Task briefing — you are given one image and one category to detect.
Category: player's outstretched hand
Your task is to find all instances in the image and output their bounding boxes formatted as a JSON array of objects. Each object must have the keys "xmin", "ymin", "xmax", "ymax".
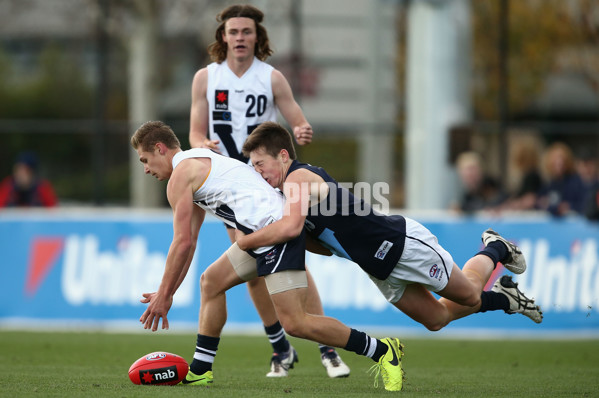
[{"xmin": 139, "ymin": 292, "xmax": 173, "ymax": 332}]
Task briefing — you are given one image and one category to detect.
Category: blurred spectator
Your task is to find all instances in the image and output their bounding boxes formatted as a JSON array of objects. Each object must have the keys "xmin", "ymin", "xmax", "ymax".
[
  {"xmin": 576, "ymin": 149, "xmax": 599, "ymax": 220},
  {"xmin": 502, "ymin": 139, "xmax": 543, "ymax": 211},
  {"xmin": 576, "ymin": 149, "xmax": 598, "ymax": 190},
  {"xmin": 537, "ymin": 142, "xmax": 584, "ymax": 217},
  {"xmin": 0, "ymin": 151, "xmax": 58, "ymax": 207},
  {"xmin": 585, "ymin": 184, "xmax": 599, "ymax": 221},
  {"xmin": 453, "ymin": 151, "xmax": 506, "ymax": 214}
]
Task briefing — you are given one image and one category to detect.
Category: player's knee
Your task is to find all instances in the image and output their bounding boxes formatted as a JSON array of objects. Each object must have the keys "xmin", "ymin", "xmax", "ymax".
[
  {"xmin": 200, "ymin": 271, "xmax": 221, "ymax": 298},
  {"xmin": 278, "ymin": 320, "xmax": 302, "ymax": 338},
  {"xmin": 278, "ymin": 317, "xmax": 308, "ymax": 339},
  {"xmin": 423, "ymin": 316, "xmax": 450, "ymax": 332},
  {"xmin": 199, "ymin": 272, "xmax": 211, "ymax": 295}
]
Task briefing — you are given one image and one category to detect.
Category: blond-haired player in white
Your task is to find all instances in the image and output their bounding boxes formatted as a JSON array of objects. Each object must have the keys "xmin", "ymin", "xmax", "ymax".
[{"xmin": 131, "ymin": 121, "xmax": 404, "ymax": 391}]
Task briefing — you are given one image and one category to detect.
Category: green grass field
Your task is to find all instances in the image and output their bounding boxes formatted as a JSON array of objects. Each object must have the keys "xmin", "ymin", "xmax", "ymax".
[{"xmin": 1, "ymin": 331, "xmax": 598, "ymax": 397}]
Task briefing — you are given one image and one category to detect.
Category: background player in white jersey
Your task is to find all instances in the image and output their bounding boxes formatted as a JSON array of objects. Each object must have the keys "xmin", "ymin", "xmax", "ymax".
[
  {"xmin": 188, "ymin": 4, "xmax": 348, "ymax": 378},
  {"xmin": 236, "ymin": 122, "xmax": 543, "ymax": 330},
  {"xmin": 130, "ymin": 121, "xmax": 404, "ymax": 391}
]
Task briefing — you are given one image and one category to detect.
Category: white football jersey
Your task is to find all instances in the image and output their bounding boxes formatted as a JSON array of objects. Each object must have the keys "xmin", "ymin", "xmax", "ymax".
[
  {"xmin": 206, "ymin": 58, "xmax": 278, "ymax": 163},
  {"xmin": 172, "ymin": 148, "xmax": 283, "ymax": 254}
]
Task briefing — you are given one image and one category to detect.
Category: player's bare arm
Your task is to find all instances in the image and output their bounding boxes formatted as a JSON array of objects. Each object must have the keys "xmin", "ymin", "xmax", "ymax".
[
  {"xmin": 271, "ymin": 69, "xmax": 313, "ymax": 145},
  {"xmin": 190, "ymin": 68, "xmax": 220, "ymax": 151},
  {"xmin": 236, "ymin": 169, "xmax": 326, "ymax": 250},
  {"xmin": 142, "ymin": 202, "xmax": 206, "ymax": 308},
  {"xmin": 140, "ymin": 160, "xmax": 208, "ymax": 332},
  {"xmin": 174, "ymin": 204, "xmax": 205, "ymax": 289},
  {"xmin": 234, "ymin": 184, "xmax": 306, "ymax": 250}
]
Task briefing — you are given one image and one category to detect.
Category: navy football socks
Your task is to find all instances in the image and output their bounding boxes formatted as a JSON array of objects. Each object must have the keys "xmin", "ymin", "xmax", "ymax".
[
  {"xmin": 477, "ymin": 240, "xmax": 509, "ymax": 268},
  {"xmin": 478, "ymin": 290, "xmax": 510, "ymax": 313},
  {"xmin": 264, "ymin": 321, "xmax": 290, "ymax": 354}
]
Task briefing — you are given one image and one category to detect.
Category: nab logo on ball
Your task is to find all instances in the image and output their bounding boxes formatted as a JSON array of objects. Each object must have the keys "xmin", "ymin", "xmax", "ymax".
[
  {"xmin": 139, "ymin": 366, "xmax": 179, "ymax": 385},
  {"xmin": 128, "ymin": 351, "xmax": 188, "ymax": 386}
]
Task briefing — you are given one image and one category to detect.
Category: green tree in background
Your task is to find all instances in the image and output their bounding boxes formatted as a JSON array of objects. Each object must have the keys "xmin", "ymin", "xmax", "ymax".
[{"xmin": 472, "ymin": 0, "xmax": 598, "ymax": 120}]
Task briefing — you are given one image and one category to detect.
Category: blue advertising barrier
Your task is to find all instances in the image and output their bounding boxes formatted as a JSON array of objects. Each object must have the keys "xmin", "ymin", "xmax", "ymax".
[{"xmin": 1, "ymin": 209, "xmax": 598, "ymax": 337}]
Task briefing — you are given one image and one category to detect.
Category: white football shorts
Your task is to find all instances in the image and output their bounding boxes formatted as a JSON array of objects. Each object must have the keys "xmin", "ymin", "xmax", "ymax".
[{"xmin": 369, "ymin": 217, "xmax": 454, "ymax": 303}]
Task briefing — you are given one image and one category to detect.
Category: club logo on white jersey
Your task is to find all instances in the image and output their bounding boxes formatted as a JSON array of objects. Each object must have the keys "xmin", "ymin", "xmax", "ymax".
[{"xmin": 374, "ymin": 240, "xmax": 393, "ymax": 260}]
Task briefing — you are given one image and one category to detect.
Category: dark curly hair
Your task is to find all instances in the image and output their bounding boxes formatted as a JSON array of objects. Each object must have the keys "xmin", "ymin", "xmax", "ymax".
[{"xmin": 207, "ymin": 4, "xmax": 273, "ymax": 63}]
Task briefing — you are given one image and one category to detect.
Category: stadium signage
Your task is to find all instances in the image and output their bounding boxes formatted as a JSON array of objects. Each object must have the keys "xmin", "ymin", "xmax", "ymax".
[
  {"xmin": 60, "ymin": 234, "xmax": 195, "ymax": 306},
  {"xmin": 518, "ymin": 238, "xmax": 598, "ymax": 313},
  {"xmin": 1, "ymin": 212, "xmax": 598, "ymax": 334}
]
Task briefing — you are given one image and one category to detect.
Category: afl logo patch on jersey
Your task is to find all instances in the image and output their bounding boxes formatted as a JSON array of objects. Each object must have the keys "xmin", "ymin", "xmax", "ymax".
[
  {"xmin": 215, "ymin": 90, "xmax": 228, "ymax": 110},
  {"xmin": 429, "ymin": 264, "xmax": 444, "ymax": 281},
  {"xmin": 374, "ymin": 240, "xmax": 393, "ymax": 260},
  {"xmin": 265, "ymin": 248, "xmax": 277, "ymax": 265}
]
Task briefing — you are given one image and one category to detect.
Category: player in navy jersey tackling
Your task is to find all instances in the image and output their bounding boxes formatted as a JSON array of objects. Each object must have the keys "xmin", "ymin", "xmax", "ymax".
[
  {"xmin": 131, "ymin": 121, "xmax": 404, "ymax": 391},
  {"xmin": 188, "ymin": 4, "xmax": 348, "ymax": 378},
  {"xmin": 236, "ymin": 122, "xmax": 543, "ymax": 333}
]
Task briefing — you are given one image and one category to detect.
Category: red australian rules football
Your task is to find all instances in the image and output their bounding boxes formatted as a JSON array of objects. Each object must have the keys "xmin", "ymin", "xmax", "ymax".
[{"xmin": 128, "ymin": 352, "xmax": 189, "ymax": 386}]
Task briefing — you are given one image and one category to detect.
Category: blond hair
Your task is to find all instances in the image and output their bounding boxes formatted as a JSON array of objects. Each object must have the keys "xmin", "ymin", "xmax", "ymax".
[{"xmin": 131, "ymin": 121, "xmax": 181, "ymax": 152}]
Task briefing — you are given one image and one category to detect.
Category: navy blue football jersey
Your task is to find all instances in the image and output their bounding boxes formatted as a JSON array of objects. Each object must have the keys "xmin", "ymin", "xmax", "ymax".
[{"xmin": 287, "ymin": 161, "xmax": 406, "ymax": 280}]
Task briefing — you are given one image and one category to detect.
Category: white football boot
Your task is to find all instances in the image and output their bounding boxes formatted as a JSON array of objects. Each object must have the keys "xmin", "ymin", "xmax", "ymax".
[
  {"xmin": 321, "ymin": 348, "xmax": 350, "ymax": 378},
  {"xmin": 266, "ymin": 345, "xmax": 298, "ymax": 377},
  {"xmin": 492, "ymin": 275, "xmax": 543, "ymax": 323},
  {"xmin": 482, "ymin": 228, "xmax": 527, "ymax": 274}
]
